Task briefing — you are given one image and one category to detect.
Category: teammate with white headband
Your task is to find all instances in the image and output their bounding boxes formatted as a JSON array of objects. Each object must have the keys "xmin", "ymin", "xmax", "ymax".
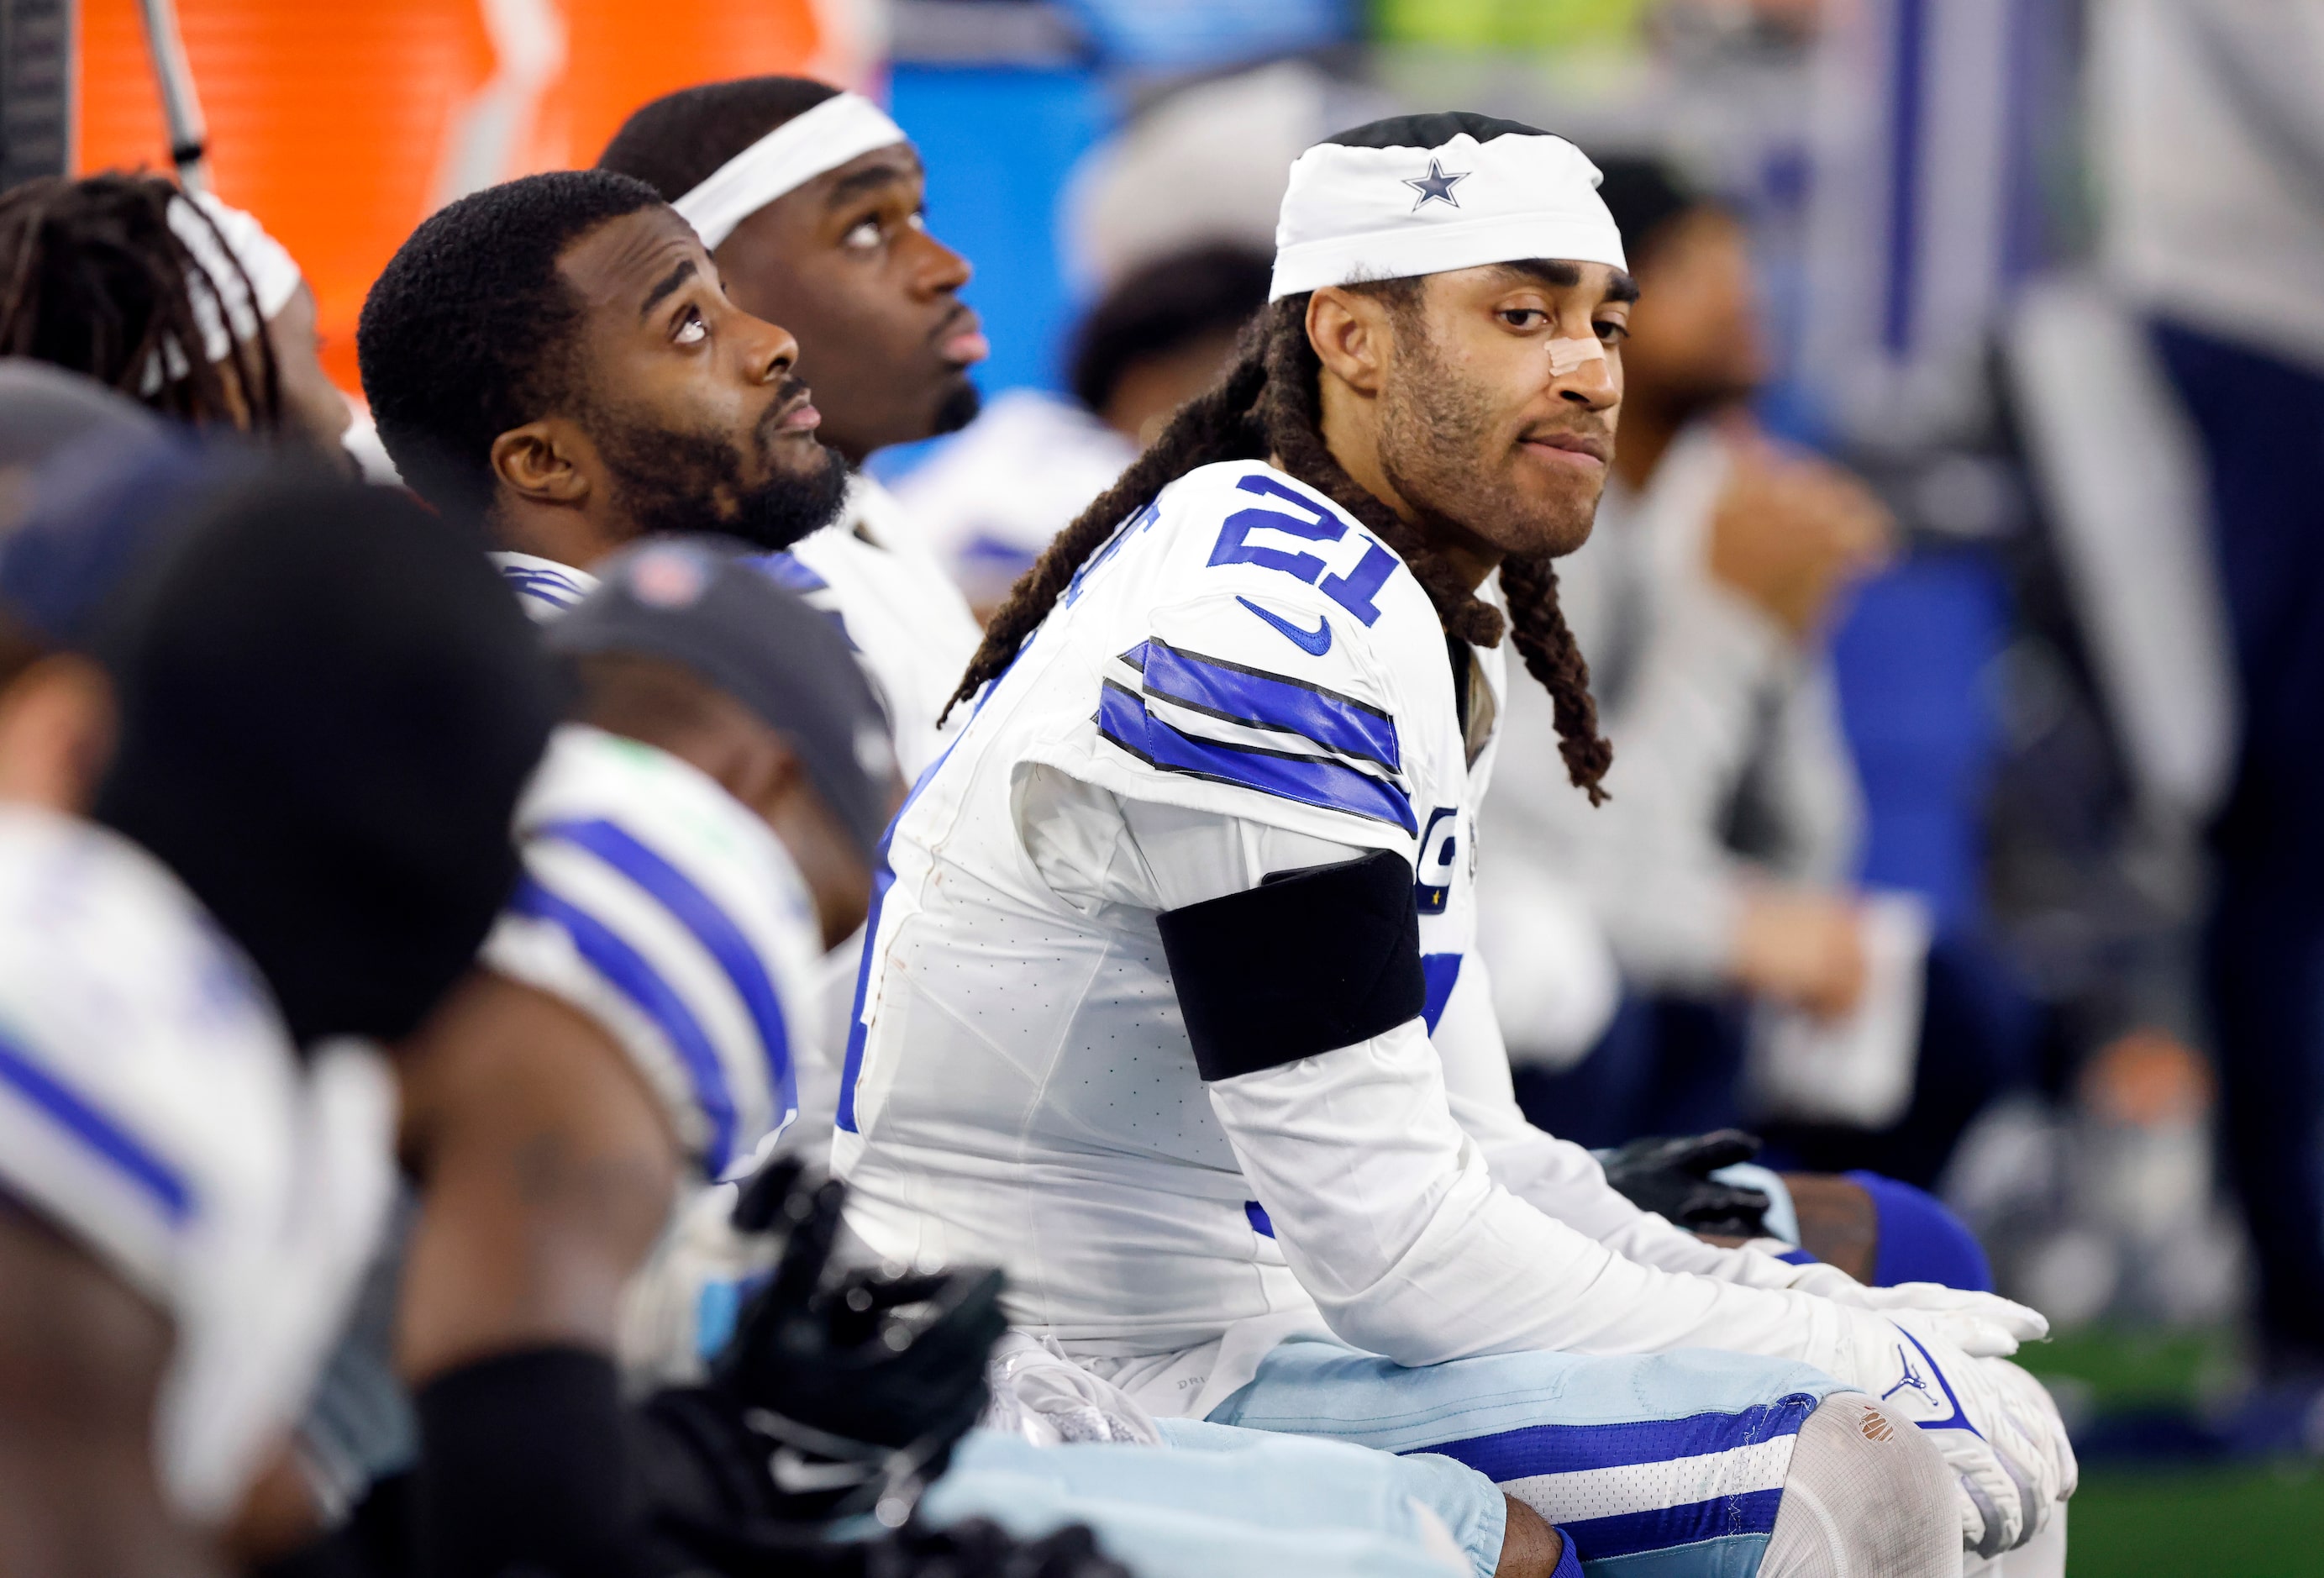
[
  {"xmin": 835, "ymin": 111, "xmax": 2076, "ymax": 1577},
  {"xmin": 597, "ymin": 79, "xmax": 986, "ymax": 785}
]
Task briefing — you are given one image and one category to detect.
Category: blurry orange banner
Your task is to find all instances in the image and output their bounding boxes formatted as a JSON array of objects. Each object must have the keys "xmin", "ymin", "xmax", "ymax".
[{"xmin": 77, "ymin": 0, "xmax": 854, "ymax": 388}]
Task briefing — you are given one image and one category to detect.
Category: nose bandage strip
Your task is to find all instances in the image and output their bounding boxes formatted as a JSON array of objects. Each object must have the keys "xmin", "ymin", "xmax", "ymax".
[{"xmin": 1547, "ymin": 336, "xmax": 1606, "ymax": 377}]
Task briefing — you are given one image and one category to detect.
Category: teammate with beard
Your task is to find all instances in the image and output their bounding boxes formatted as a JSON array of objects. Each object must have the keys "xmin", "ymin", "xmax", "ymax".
[
  {"xmin": 357, "ymin": 170, "xmax": 852, "ymax": 622},
  {"xmin": 597, "ymin": 77, "xmax": 986, "ymax": 779},
  {"xmin": 836, "ymin": 113, "xmax": 2074, "ymax": 1575},
  {"xmin": 0, "ymin": 443, "xmax": 559, "ymax": 1575}
]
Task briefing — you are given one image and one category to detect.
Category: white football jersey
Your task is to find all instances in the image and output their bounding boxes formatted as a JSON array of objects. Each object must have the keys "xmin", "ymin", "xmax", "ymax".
[
  {"xmin": 491, "ymin": 479, "xmax": 981, "ymax": 783},
  {"xmin": 833, "ymin": 458, "xmax": 1869, "ymax": 1415},
  {"xmin": 833, "ymin": 459, "xmax": 1493, "ymax": 1339},
  {"xmin": 491, "ymin": 550, "xmax": 596, "ymax": 623},
  {"xmin": 757, "ymin": 476, "xmax": 984, "ymax": 782},
  {"xmin": 482, "ymin": 726, "xmax": 826, "ymax": 1180},
  {"xmin": 0, "ymin": 807, "xmax": 394, "ymax": 1522}
]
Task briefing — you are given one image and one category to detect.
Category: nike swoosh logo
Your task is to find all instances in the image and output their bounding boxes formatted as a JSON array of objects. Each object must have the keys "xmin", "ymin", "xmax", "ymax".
[{"xmin": 1238, "ymin": 596, "xmax": 1332, "ymax": 655}]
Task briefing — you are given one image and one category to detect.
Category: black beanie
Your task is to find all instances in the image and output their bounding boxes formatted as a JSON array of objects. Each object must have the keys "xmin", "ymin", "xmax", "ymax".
[{"xmin": 90, "ymin": 470, "xmax": 564, "ymax": 1046}]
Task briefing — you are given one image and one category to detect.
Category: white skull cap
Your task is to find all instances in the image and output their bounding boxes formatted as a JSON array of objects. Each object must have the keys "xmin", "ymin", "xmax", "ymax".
[{"xmin": 1269, "ymin": 111, "xmax": 1627, "ymax": 302}]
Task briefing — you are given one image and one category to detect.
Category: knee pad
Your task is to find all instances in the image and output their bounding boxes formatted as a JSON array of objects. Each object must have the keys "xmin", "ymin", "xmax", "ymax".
[
  {"xmin": 1848, "ymin": 1170, "xmax": 1994, "ymax": 1291},
  {"xmin": 1761, "ymin": 1392, "xmax": 1958, "ymax": 1578}
]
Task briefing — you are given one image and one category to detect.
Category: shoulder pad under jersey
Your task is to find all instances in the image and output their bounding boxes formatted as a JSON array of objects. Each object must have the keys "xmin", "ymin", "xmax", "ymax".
[{"xmin": 1061, "ymin": 460, "xmax": 1457, "ymax": 851}]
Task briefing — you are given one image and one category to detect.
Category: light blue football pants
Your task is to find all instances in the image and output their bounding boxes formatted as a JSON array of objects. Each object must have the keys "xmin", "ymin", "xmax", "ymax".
[
  {"xmin": 1204, "ymin": 1337, "xmax": 1847, "ymax": 1578},
  {"xmin": 922, "ymin": 1419, "xmax": 1493, "ymax": 1576}
]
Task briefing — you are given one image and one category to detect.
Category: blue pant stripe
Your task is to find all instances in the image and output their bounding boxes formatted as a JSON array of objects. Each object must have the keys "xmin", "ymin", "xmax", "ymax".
[
  {"xmin": 1415, "ymin": 1393, "xmax": 1818, "ymax": 1480},
  {"xmin": 1563, "ymin": 1488, "xmax": 1785, "ymax": 1563}
]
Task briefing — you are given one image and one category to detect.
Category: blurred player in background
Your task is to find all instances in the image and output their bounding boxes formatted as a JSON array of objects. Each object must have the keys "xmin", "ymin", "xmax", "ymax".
[
  {"xmin": 1481, "ymin": 159, "xmax": 2039, "ymax": 1202},
  {"xmin": 839, "ymin": 111, "xmax": 2069, "ymax": 1573},
  {"xmin": 0, "ymin": 174, "xmax": 352, "ymax": 459},
  {"xmin": 897, "ymin": 244, "xmax": 1275, "ymax": 620},
  {"xmin": 0, "ymin": 429, "xmax": 555, "ymax": 1575}
]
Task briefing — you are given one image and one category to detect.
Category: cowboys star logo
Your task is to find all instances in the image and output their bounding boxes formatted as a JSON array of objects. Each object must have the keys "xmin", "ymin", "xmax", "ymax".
[{"xmin": 1403, "ymin": 158, "xmax": 1470, "ymax": 211}]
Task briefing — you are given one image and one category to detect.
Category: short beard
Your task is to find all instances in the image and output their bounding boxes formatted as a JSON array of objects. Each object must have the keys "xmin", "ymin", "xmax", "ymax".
[
  {"xmin": 588, "ymin": 390, "xmax": 850, "ymax": 553},
  {"xmin": 1375, "ymin": 321, "xmax": 1601, "ymax": 557},
  {"xmin": 931, "ymin": 375, "xmax": 981, "ymax": 438}
]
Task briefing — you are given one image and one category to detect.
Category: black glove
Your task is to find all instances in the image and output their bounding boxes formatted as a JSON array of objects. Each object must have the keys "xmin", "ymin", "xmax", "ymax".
[
  {"xmin": 1600, "ymin": 1130, "xmax": 1773, "ymax": 1238},
  {"xmin": 639, "ymin": 1156, "xmax": 1006, "ymax": 1530}
]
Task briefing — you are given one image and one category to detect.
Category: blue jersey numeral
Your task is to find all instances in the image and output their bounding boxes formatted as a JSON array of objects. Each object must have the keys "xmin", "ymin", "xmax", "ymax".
[{"xmin": 1207, "ymin": 475, "xmax": 1394, "ymax": 628}]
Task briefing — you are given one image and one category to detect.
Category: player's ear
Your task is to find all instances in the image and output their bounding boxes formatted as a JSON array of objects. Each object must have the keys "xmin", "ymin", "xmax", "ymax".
[
  {"xmin": 489, "ymin": 419, "xmax": 592, "ymax": 508},
  {"xmin": 1307, "ymin": 287, "xmax": 1391, "ymax": 397}
]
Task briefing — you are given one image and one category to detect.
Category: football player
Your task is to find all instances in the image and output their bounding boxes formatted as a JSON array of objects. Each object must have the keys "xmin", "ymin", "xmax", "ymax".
[
  {"xmin": 0, "ymin": 441, "xmax": 558, "ymax": 1574},
  {"xmin": 836, "ymin": 113, "xmax": 2074, "ymax": 1575},
  {"xmin": 0, "ymin": 175, "xmax": 355, "ymax": 459},
  {"xmin": 598, "ymin": 76, "xmax": 985, "ymax": 780}
]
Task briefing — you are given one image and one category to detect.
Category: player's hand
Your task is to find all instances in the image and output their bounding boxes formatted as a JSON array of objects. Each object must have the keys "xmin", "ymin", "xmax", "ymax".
[
  {"xmin": 1601, "ymin": 1129, "xmax": 1772, "ymax": 1237},
  {"xmin": 1983, "ymin": 1349, "xmax": 2079, "ymax": 1503},
  {"xmin": 1826, "ymin": 1310, "xmax": 2064, "ymax": 1557},
  {"xmin": 1706, "ymin": 427, "xmax": 1893, "ymax": 640},
  {"xmin": 1784, "ymin": 1263, "xmax": 2050, "ymax": 1357},
  {"xmin": 1731, "ymin": 888, "xmax": 1869, "ymax": 1019},
  {"xmin": 1838, "ymin": 1284, "xmax": 2050, "ymax": 1356}
]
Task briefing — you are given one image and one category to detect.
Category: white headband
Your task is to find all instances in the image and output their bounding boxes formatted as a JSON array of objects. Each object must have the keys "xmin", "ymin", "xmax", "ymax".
[
  {"xmin": 1270, "ymin": 126, "xmax": 1627, "ymax": 301},
  {"xmin": 142, "ymin": 192, "xmax": 305, "ymax": 394},
  {"xmin": 672, "ymin": 91, "xmax": 910, "ymax": 251}
]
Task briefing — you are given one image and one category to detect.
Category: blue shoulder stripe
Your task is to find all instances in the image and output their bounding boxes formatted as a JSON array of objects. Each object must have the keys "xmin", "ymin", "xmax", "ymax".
[
  {"xmin": 748, "ymin": 552, "xmax": 829, "ymax": 595},
  {"xmin": 536, "ymin": 818, "xmax": 797, "ymax": 1134},
  {"xmin": 1097, "ymin": 680, "xmax": 1416, "ymax": 834},
  {"xmin": 499, "ymin": 566, "xmax": 586, "ymax": 600},
  {"xmin": 0, "ymin": 1026, "xmax": 193, "ymax": 1225},
  {"xmin": 1133, "ymin": 639, "xmax": 1400, "ymax": 772},
  {"xmin": 507, "ymin": 876, "xmax": 739, "ymax": 1173}
]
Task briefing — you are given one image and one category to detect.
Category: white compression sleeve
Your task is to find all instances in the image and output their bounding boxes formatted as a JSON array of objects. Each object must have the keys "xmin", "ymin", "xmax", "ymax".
[
  {"xmin": 1017, "ymin": 775, "xmax": 1856, "ymax": 1366},
  {"xmin": 1431, "ymin": 951, "xmax": 1827, "ymax": 1292}
]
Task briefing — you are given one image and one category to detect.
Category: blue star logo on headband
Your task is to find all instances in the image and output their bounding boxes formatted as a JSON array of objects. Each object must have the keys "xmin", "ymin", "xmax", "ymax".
[{"xmin": 1402, "ymin": 159, "xmax": 1470, "ymax": 211}]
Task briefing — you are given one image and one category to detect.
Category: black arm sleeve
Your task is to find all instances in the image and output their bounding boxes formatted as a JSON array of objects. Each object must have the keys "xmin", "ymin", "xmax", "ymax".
[
  {"xmin": 1155, "ymin": 848, "xmax": 1426, "ymax": 1082},
  {"xmin": 413, "ymin": 1348, "xmax": 649, "ymax": 1578}
]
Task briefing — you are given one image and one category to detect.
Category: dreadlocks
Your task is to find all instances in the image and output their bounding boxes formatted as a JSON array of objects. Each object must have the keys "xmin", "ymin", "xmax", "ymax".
[
  {"xmin": 0, "ymin": 172, "xmax": 281, "ymax": 430},
  {"xmin": 949, "ymin": 289, "xmax": 1614, "ymax": 803}
]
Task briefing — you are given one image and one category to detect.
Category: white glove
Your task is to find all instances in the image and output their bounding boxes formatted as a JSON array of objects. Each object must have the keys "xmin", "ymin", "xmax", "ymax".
[
  {"xmin": 1817, "ymin": 1307, "xmax": 2066, "ymax": 1558},
  {"xmin": 1982, "ymin": 1348, "xmax": 2079, "ymax": 1503},
  {"xmin": 1784, "ymin": 1262, "xmax": 2050, "ymax": 1356}
]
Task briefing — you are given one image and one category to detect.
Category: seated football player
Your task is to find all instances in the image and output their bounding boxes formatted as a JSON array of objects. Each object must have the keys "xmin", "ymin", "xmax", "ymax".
[
  {"xmin": 0, "ymin": 444, "xmax": 558, "ymax": 1575},
  {"xmin": 597, "ymin": 76, "xmax": 986, "ymax": 780},
  {"xmin": 0, "ymin": 174, "xmax": 355, "ymax": 460},
  {"xmin": 356, "ymin": 170, "xmax": 1569, "ymax": 1578},
  {"xmin": 586, "ymin": 81, "xmax": 1995, "ymax": 1302},
  {"xmin": 836, "ymin": 113, "xmax": 2075, "ymax": 1575}
]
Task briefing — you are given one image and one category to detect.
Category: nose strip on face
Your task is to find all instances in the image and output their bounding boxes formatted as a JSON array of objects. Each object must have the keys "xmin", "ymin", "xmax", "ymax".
[{"xmin": 1546, "ymin": 337, "xmax": 1606, "ymax": 378}]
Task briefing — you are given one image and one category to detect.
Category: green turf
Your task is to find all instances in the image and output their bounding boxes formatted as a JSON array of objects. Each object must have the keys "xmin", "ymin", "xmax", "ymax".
[
  {"xmin": 1998, "ymin": 1327, "xmax": 2322, "ymax": 1574},
  {"xmin": 2065, "ymin": 1464, "xmax": 2324, "ymax": 1576},
  {"xmin": 2016, "ymin": 1323, "xmax": 2243, "ymax": 1411}
]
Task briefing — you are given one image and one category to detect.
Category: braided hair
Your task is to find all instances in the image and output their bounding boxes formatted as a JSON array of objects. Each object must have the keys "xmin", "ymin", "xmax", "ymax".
[
  {"xmin": 947, "ymin": 289, "xmax": 1613, "ymax": 802},
  {"xmin": 0, "ymin": 171, "xmax": 281, "ymax": 429}
]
